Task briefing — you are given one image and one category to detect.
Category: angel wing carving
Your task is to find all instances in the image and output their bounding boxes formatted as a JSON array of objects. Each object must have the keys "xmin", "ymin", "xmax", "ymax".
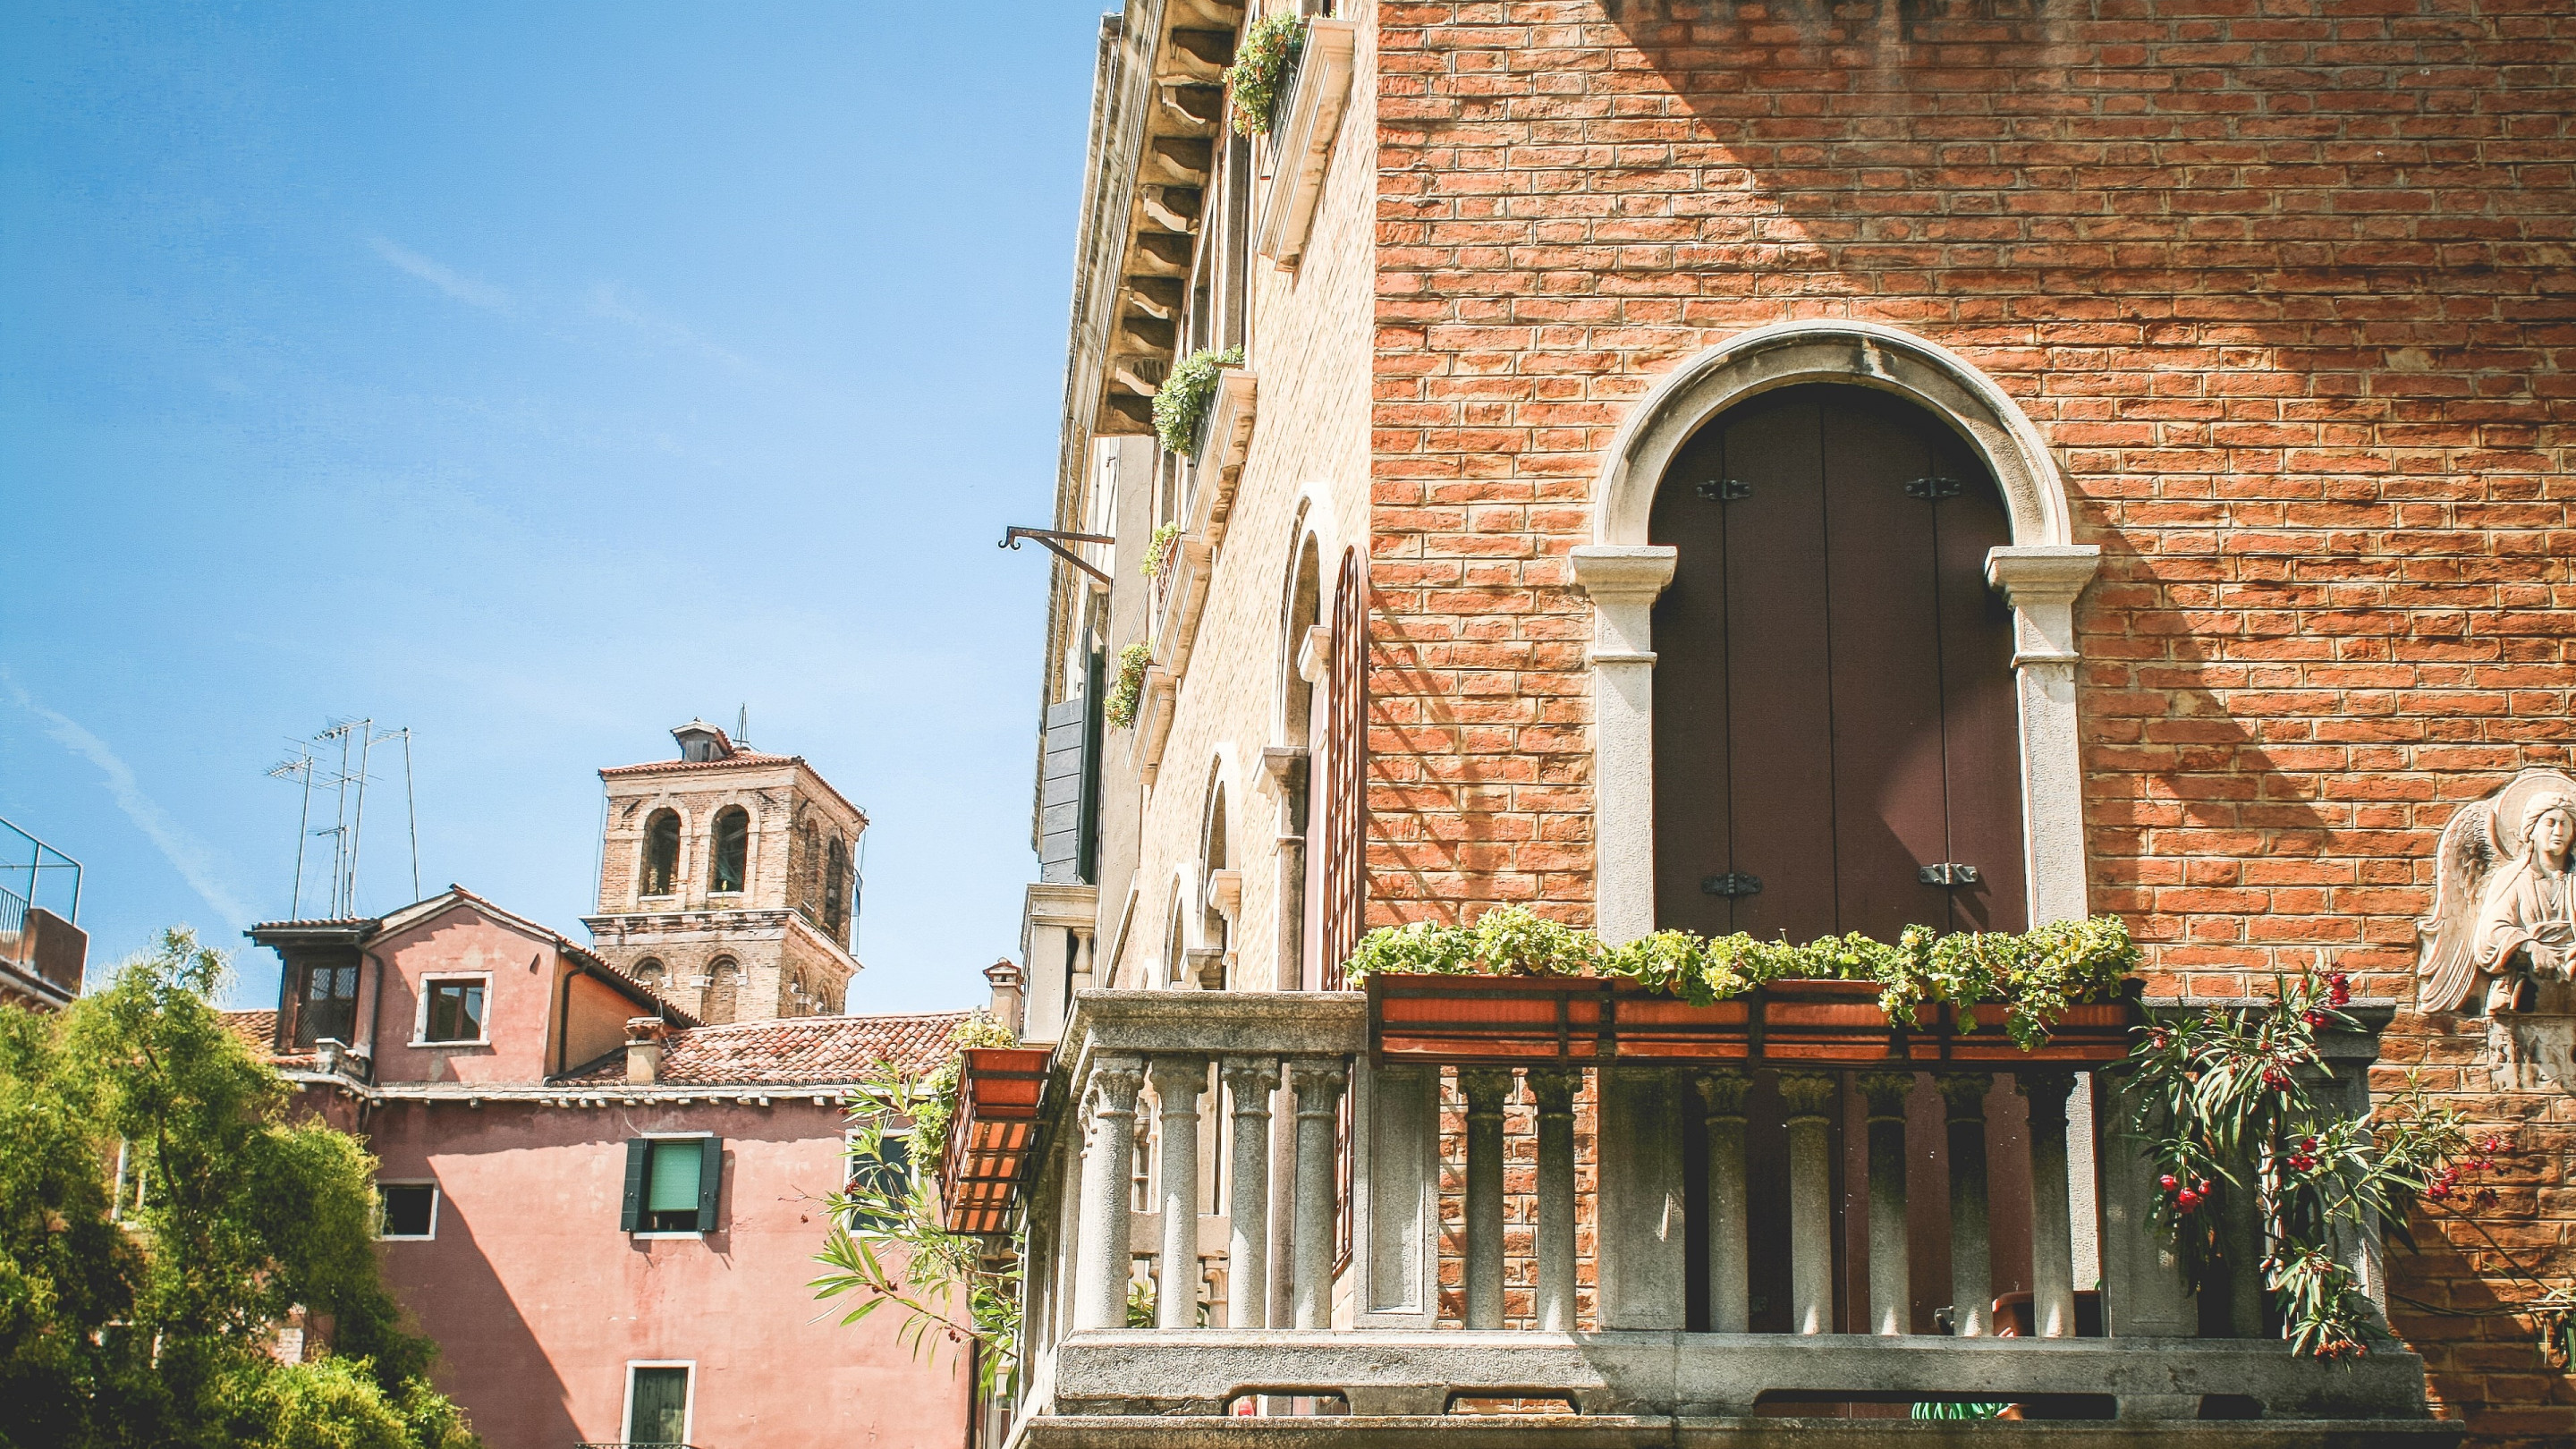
[{"xmin": 2419, "ymin": 797, "xmax": 2499, "ymax": 1013}]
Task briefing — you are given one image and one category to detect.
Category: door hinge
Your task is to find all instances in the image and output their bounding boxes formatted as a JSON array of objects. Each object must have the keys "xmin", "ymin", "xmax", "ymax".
[
  {"xmin": 1919, "ymin": 862, "xmax": 1982, "ymax": 887},
  {"xmin": 1902, "ymin": 476, "xmax": 1965, "ymax": 501},
  {"xmin": 1695, "ymin": 478, "xmax": 1753, "ymax": 503},
  {"xmin": 1701, "ymin": 872, "xmax": 1764, "ymax": 898}
]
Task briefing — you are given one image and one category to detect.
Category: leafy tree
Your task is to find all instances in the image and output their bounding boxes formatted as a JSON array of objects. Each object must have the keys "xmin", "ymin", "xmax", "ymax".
[{"xmin": 0, "ymin": 928, "xmax": 476, "ymax": 1449}]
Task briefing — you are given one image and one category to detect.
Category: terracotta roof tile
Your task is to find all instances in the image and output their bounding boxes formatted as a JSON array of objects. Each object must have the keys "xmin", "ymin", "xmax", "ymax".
[
  {"xmin": 596, "ymin": 752, "xmax": 801, "ymax": 777},
  {"xmin": 564, "ymin": 1011, "xmax": 971, "ymax": 1087},
  {"xmin": 221, "ymin": 1009, "xmax": 277, "ymax": 1049}
]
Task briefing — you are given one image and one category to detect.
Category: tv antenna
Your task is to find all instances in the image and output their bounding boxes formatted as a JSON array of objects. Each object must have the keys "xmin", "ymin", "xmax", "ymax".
[{"xmin": 267, "ymin": 718, "xmax": 419, "ymax": 918}]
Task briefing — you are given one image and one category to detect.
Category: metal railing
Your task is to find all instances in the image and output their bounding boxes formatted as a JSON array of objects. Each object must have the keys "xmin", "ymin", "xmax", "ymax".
[{"xmin": 0, "ymin": 815, "xmax": 80, "ymax": 926}]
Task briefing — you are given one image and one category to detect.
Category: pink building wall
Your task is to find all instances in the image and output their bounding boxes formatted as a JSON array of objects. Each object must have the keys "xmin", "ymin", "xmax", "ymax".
[{"xmin": 364, "ymin": 1098, "xmax": 972, "ymax": 1449}]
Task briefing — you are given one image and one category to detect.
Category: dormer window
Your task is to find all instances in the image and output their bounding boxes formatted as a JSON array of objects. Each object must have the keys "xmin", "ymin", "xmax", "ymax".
[
  {"xmin": 709, "ymin": 808, "xmax": 750, "ymax": 894},
  {"xmin": 419, "ymin": 976, "xmax": 488, "ymax": 1045},
  {"xmin": 640, "ymin": 809, "xmax": 681, "ymax": 897}
]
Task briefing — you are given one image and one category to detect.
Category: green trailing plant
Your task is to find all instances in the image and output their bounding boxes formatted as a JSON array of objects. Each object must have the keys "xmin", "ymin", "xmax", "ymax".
[
  {"xmin": 1342, "ymin": 906, "xmax": 2140, "ymax": 1050},
  {"xmin": 1223, "ymin": 12, "xmax": 1307, "ymax": 137},
  {"xmin": 1152, "ymin": 345, "xmax": 1241, "ymax": 455},
  {"xmin": 813, "ymin": 1013, "xmax": 1023, "ymax": 1398},
  {"xmin": 2123, "ymin": 972, "xmax": 2571, "ymax": 1364},
  {"xmin": 1104, "ymin": 641, "xmax": 1152, "ymax": 730},
  {"xmin": 1141, "ymin": 521, "xmax": 1183, "ymax": 580}
]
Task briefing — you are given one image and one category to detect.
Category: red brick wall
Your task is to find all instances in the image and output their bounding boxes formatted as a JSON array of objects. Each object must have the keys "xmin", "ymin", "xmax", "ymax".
[{"xmin": 1363, "ymin": 1, "xmax": 2575, "ymax": 1441}]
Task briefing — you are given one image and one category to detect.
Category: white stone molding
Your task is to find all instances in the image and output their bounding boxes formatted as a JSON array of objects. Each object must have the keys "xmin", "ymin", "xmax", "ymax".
[
  {"xmin": 1987, "ymin": 545, "xmax": 2103, "ymax": 928},
  {"xmin": 1569, "ymin": 546, "xmax": 1679, "ymax": 945},
  {"xmin": 1254, "ymin": 18, "xmax": 1357, "ymax": 266}
]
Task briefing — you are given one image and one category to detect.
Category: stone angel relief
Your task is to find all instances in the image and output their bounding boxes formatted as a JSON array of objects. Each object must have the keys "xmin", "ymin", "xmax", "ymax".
[{"xmin": 2419, "ymin": 768, "xmax": 2576, "ymax": 1019}]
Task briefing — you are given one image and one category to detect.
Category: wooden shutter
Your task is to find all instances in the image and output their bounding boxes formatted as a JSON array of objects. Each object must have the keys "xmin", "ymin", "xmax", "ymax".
[
  {"xmin": 620, "ymin": 1139, "xmax": 649, "ymax": 1232},
  {"xmin": 1649, "ymin": 385, "xmax": 2026, "ymax": 943},
  {"xmin": 1319, "ymin": 548, "xmax": 1367, "ymax": 988},
  {"xmin": 697, "ymin": 1136, "xmax": 724, "ymax": 1229}
]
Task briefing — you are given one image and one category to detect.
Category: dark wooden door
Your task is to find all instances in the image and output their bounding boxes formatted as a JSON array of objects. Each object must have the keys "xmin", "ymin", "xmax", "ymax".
[{"xmin": 1649, "ymin": 385, "xmax": 2025, "ymax": 942}]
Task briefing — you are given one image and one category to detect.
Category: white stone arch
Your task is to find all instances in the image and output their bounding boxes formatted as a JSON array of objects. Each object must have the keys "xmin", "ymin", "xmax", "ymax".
[{"xmin": 1570, "ymin": 319, "xmax": 2101, "ymax": 945}]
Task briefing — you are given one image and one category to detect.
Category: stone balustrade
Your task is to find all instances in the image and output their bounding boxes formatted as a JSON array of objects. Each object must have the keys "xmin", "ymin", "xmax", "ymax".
[{"xmin": 1007, "ymin": 992, "xmax": 2449, "ymax": 1448}]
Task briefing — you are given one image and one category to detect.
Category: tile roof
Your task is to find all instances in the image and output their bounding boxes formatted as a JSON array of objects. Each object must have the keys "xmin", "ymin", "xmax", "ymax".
[
  {"xmin": 219, "ymin": 1010, "xmax": 319, "ymax": 1069},
  {"xmin": 597, "ymin": 751, "xmax": 801, "ymax": 777},
  {"xmin": 564, "ymin": 1011, "xmax": 971, "ymax": 1087}
]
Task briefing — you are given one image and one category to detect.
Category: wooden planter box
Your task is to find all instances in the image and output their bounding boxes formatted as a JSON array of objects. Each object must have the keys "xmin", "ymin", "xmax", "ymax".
[
  {"xmin": 938, "ymin": 1046, "xmax": 1051, "ymax": 1236},
  {"xmin": 1366, "ymin": 974, "xmax": 2138, "ymax": 1071}
]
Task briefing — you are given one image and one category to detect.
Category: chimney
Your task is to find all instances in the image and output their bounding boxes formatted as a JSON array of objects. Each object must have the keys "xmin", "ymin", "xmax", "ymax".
[
  {"xmin": 982, "ymin": 959, "xmax": 1025, "ymax": 1038},
  {"xmin": 625, "ymin": 1017, "xmax": 667, "ymax": 1084}
]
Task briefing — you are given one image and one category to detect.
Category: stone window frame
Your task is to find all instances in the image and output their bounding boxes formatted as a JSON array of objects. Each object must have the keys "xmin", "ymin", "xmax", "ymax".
[
  {"xmin": 620, "ymin": 1360, "xmax": 697, "ymax": 1445},
  {"xmin": 376, "ymin": 1180, "xmax": 439, "ymax": 1241},
  {"xmin": 636, "ymin": 803, "xmax": 690, "ymax": 904},
  {"xmin": 410, "ymin": 970, "xmax": 493, "ymax": 1048},
  {"xmin": 1572, "ymin": 319, "xmax": 2101, "ymax": 946}
]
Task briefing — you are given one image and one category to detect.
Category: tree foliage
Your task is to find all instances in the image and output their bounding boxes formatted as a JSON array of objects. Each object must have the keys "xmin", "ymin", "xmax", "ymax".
[{"xmin": 0, "ymin": 928, "xmax": 477, "ymax": 1449}]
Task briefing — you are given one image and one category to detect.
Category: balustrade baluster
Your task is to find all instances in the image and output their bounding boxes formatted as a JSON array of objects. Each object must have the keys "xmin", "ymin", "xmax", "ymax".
[
  {"xmin": 1147, "ymin": 1056, "xmax": 1209, "ymax": 1329},
  {"xmin": 1937, "ymin": 1073, "xmax": 1993, "ymax": 1338},
  {"xmin": 2021, "ymin": 1071, "xmax": 2080, "ymax": 1338},
  {"xmin": 1221, "ymin": 1056, "xmax": 1279, "ymax": 1331},
  {"xmin": 1694, "ymin": 1069, "xmax": 1751, "ymax": 1334},
  {"xmin": 1860, "ymin": 1072, "xmax": 1913, "ymax": 1335},
  {"xmin": 1073, "ymin": 1056, "xmax": 1145, "ymax": 1330},
  {"xmin": 1461, "ymin": 1067, "xmax": 1513, "ymax": 1330},
  {"xmin": 1780, "ymin": 1072, "xmax": 1839, "ymax": 1335},
  {"xmin": 1530, "ymin": 1069, "xmax": 1580, "ymax": 1334},
  {"xmin": 1289, "ymin": 1056, "xmax": 1347, "ymax": 1330}
]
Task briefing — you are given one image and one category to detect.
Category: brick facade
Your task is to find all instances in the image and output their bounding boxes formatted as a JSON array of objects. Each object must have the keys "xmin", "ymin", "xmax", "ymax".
[{"xmin": 1361, "ymin": 3, "xmax": 2574, "ymax": 1442}]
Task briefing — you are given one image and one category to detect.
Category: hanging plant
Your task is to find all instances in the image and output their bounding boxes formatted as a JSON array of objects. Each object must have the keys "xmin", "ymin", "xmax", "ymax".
[
  {"xmin": 1224, "ymin": 12, "xmax": 1307, "ymax": 137},
  {"xmin": 1104, "ymin": 641, "xmax": 1151, "ymax": 730},
  {"xmin": 2124, "ymin": 973, "xmax": 2570, "ymax": 1364},
  {"xmin": 1152, "ymin": 345, "xmax": 1242, "ymax": 455},
  {"xmin": 1343, "ymin": 906, "xmax": 2140, "ymax": 1051},
  {"xmin": 1141, "ymin": 522, "xmax": 1183, "ymax": 579}
]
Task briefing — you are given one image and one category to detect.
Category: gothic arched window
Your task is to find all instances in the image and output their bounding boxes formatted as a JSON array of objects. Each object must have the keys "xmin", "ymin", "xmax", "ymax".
[
  {"xmin": 640, "ymin": 810, "xmax": 681, "ymax": 897},
  {"xmin": 1648, "ymin": 384, "xmax": 2026, "ymax": 943},
  {"xmin": 710, "ymin": 807, "xmax": 750, "ymax": 894},
  {"xmin": 703, "ymin": 958, "xmax": 741, "ymax": 1025},
  {"xmin": 824, "ymin": 838, "xmax": 850, "ymax": 941}
]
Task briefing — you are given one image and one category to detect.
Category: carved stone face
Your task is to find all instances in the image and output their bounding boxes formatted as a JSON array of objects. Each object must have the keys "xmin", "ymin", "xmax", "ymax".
[{"xmin": 2534, "ymin": 806, "xmax": 2574, "ymax": 869}]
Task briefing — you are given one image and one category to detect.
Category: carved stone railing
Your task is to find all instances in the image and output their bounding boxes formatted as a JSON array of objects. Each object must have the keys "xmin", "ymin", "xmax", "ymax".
[{"xmin": 1005, "ymin": 990, "xmax": 2455, "ymax": 1449}]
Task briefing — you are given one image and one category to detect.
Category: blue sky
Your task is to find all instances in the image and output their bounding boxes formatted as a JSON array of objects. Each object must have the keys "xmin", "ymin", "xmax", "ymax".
[{"xmin": 0, "ymin": 3, "xmax": 1099, "ymax": 1013}]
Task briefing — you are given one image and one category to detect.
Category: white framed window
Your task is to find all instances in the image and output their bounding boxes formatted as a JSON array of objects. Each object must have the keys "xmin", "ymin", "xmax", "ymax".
[
  {"xmin": 378, "ymin": 1180, "xmax": 439, "ymax": 1240},
  {"xmin": 621, "ymin": 1360, "xmax": 695, "ymax": 1446},
  {"xmin": 413, "ymin": 972, "xmax": 491, "ymax": 1046}
]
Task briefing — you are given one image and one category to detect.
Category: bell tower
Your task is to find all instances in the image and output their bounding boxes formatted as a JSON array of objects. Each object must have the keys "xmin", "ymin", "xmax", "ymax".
[{"xmin": 582, "ymin": 720, "xmax": 866, "ymax": 1023}]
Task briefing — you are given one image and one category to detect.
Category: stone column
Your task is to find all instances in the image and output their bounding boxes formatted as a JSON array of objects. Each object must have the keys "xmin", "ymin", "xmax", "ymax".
[
  {"xmin": 1289, "ymin": 1056, "xmax": 1347, "ymax": 1330},
  {"xmin": 2222, "ymin": 1160, "xmax": 2267, "ymax": 1337},
  {"xmin": 1860, "ymin": 1072, "xmax": 1913, "ymax": 1335},
  {"xmin": 1781, "ymin": 1072, "xmax": 1839, "ymax": 1335},
  {"xmin": 1530, "ymin": 1069, "xmax": 1580, "ymax": 1333},
  {"xmin": 1072, "ymin": 1056, "xmax": 1144, "ymax": 1330},
  {"xmin": 1147, "ymin": 1057, "xmax": 1209, "ymax": 1328},
  {"xmin": 1937, "ymin": 1073, "xmax": 1994, "ymax": 1338},
  {"xmin": 1597, "ymin": 1065, "xmax": 1689, "ymax": 1329},
  {"xmin": 1221, "ymin": 1056, "xmax": 1280, "ymax": 1331},
  {"xmin": 1461, "ymin": 1068, "xmax": 1513, "ymax": 1330},
  {"xmin": 1695, "ymin": 1069, "xmax": 1752, "ymax": 1333},
  {"xmin": 1569, "ymin": 545, "xmax": 1679, "ymax": 945},
  {"xmin": 2021, "ymin": 1071, "xmax": 2079, "ymax": 1338},
  {"xmin": 2096, "ymin": 1069, "xmax": 2195, "ymax": 1336}
]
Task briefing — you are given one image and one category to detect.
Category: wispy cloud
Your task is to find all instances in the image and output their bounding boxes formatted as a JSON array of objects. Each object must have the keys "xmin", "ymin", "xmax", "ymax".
[
  {"xmin": 587, "ymin": 283, "xmax": 754, "ymax": 373},
  {"xmin": 369, "ymin": 235, "xmax": 512, "ymax": 310},
  {"xmin": 2, "ymin": 676, "xmax": 257, "ymax": 932}
]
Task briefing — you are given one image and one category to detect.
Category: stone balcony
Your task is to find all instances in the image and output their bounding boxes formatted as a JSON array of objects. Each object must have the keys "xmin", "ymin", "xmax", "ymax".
[{"xmin": 997, "ymin": 990, "xmax": 2457, "ymax": 1448}]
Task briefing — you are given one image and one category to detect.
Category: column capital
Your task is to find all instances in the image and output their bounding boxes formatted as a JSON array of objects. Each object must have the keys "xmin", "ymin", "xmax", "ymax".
[
  {"xmin": 1085, "ymin": 1055, "xmax": 1145, "ymax": 1123},
  {"xmin": 1219, "ymin": 1055, "xmax": 1280, "ymax": 1106},
  {"xmin": 1936, "ymin": 1072, "xmax": 1993, "ymax": 1121},
  {"xmin": 1693, "ymin": 1068, "xmax": 1751, "ymax": 1118},
  {"xmin": 1146, "ymin": 1054, "xmax": 1210, "ymax": 1102},
  {"xmin": 1857, "ymin": 1072, "xmax": 1913, "ymax": 1121},
  {"xmin": 1570, "ymin": 545, "xmax": 1680, "ymax": 606},
  {"xmin": 1779, "ymin": 1071, "xmax": 1839, "ymax": 1122},
  {"xmin": 1986, "ymin": 545, "xmax": 2099, "ymax": 666},
  {"xmin": 1527, "ymin": 1068, "xmax": 1580, "ymax": 1114},
  {"xmin": 1288, "ymin": 1055, "xmax": 1347, "ymax": 1113},
  {"xmin": 2016, "ymin": 1070, "xmax": 2079, "ymax": 1115},
  {"xmin": 1460, "ymin": 1067, "xmax": 1515, "ymax": 1112}
]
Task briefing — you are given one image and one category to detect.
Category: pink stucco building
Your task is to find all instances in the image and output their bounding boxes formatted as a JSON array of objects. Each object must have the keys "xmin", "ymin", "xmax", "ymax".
[{"xmin": 237, "ymin": 886, "xmax": 979, "ymax": 1449}]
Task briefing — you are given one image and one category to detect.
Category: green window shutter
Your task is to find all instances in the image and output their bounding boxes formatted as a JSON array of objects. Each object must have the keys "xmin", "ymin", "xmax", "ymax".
[
  {"xmin": 620, "ymin": 1139, "xmax": 649, "ymax": 1232},
  {"xmin": 647, "ymin": 1141, "xmax": 702, "ymax": 1213},
  {"xmin": 697, "ymin": 1136, "xmax": 724, "ymax": 1228}
]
